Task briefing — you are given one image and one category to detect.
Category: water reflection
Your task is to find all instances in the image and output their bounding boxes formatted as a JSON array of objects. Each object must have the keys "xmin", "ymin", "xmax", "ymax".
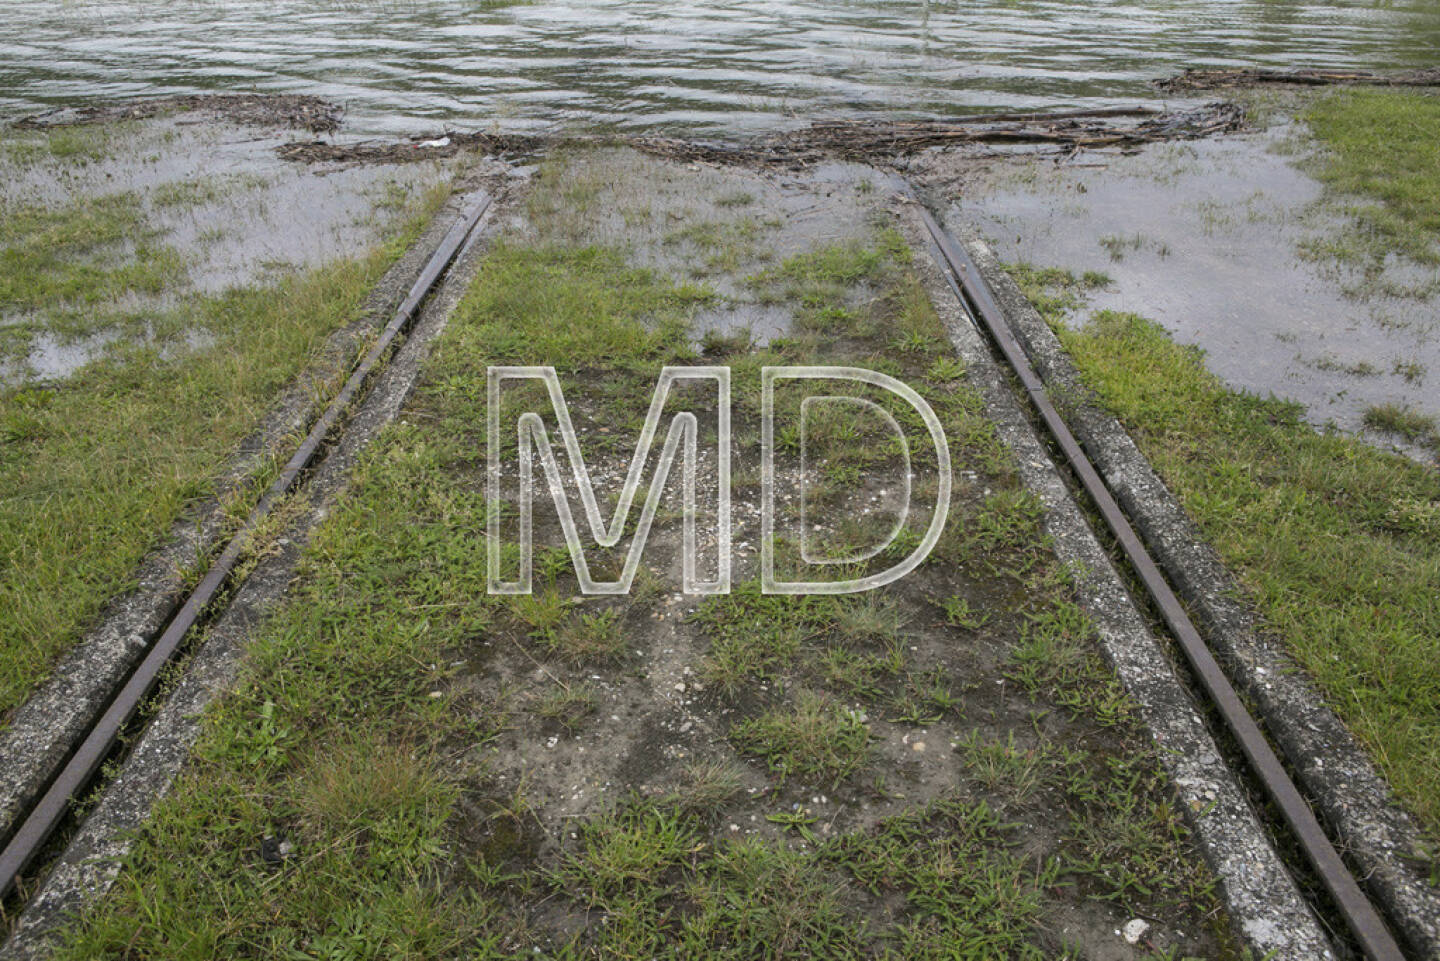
[{"xmin": 0, "ymin": 0, "xmax": 1436, "ymax": 136}]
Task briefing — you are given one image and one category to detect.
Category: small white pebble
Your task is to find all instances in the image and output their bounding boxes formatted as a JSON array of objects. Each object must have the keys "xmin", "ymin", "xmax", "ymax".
[{"xmin": 1121, "ymin": 919, "xmax": 1150, "ymax": 945}]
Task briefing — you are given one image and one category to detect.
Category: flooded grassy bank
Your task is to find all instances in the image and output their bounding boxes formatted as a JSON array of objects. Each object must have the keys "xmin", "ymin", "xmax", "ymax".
[
  {"xmin": 1, "ymin": 45, "xmax": 1437, "ymax": 953},
  {"xmin": 0, "ymin": 109, "xmax": 461, "ymax": 721},
  {"xmin": 980, "ymin": 86, "xmax": 1440, "ymax": 836}
]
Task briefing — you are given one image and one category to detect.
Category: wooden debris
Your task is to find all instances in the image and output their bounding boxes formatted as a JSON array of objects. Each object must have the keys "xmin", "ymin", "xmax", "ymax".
[
  {"xmin": 276, "ymin": 102, "xmax": 1245, "ymax": 168},
  {"xmin": 1156, "ymin": 66, "xmax": 1440, "ymax": 92},
  {"xmin": 276, "ymin": 131, "xmax": 546, "ymax": 164},
  {"xmin": 13, "ymin": 94, "xmax": 345, "ymax": 134}
]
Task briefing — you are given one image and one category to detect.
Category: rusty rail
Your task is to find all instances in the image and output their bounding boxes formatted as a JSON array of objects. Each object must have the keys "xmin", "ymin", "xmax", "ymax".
[
  {"xmin": 911, "ymin": 196, "xmax": 1407, "ymax": 961},
  {"xmin": 0, "ymin": 193, "xmax": 493, "ymax": 901}
]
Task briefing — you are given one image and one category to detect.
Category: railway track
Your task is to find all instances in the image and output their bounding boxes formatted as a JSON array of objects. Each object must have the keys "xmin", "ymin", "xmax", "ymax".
[
  {"xmin": 0, "ymin": 193, "xmax": 494, "ymax": 916},
  {"xmin": 906, "ymin": 185, "xmax": 1412, "ymax": 961},
  {"xmin": 0, "ymin": 163, "xmax": 1427, "ymax": 959}
]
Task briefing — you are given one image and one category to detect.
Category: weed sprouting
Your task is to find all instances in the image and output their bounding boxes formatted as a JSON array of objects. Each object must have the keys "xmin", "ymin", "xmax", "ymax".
[{"xmin": 730, "ymin": 692, "xmax": 872, "ymax": 784}]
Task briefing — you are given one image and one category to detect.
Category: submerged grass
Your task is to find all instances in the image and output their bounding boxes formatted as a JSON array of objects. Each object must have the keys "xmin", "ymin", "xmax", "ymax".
[
  {"xmin": 0, "ymin": 125, "xmax": 120, "ymax": 167},
  {"xmin": 0, "ymin": 192, "xmax": 182, "ymax": 316},
  {"xmin": 1304, "ymin": 89, "xmax": 1440, "ymax": 269},
  {"xmin": 1013, "ymin": 265, "xmax": 1440, "ymax": 832},
  {"xmin": 1363, "ymin": 401, "xmax": 1440, "ymax": 449},
  {"xmin": 52, "ymin": 151, "xmax": 1233, "ymax": 958},
  {"xmin": 1299, "ymin": 88, "xmax": 1440, "ymax": 298},
  {"xmin": 0, "ymin": 181, "xmax": 449, "ymax": 721}
]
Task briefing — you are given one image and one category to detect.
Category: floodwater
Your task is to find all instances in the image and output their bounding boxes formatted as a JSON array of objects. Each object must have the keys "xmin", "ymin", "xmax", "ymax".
[
  {"xmin": 938, "ymin": 121, "xmax": 1440, "ymax": 448},
  {"xmin": 0, "ymin": 117, "xmax": 458, "ymax": 381},
  {"xmin": 2, "ymin": 0, "xmax": 1439, "ymax": 137}
]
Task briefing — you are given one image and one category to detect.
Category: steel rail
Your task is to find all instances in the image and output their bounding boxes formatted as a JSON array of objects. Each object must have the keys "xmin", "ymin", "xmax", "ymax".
[
  {"xmin": 912, "ymin": 198, "xmax": 1406, "ymax": 961},
  {"xmin": 0, "ymin": 192, "xmax": 493, "ymax": 901}
]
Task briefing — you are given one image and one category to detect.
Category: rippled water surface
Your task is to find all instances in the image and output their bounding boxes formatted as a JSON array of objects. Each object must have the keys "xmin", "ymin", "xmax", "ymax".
[{"xmin": 2, "ymin": 0, "xmax": 1438, "ymax": 136}]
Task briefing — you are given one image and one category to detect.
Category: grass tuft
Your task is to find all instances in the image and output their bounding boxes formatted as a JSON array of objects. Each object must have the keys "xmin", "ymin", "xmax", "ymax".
[
  {"xmin": 730, "ymin": 691, "xmax": 872, "ymax": 785},
  {"xmin": 1305, "ymin": 89, "xmax": 1440, "ymax": 272},
  {"xmin": 1363, "ymin": 402, "xmax": 1439, "ymax": 447}
]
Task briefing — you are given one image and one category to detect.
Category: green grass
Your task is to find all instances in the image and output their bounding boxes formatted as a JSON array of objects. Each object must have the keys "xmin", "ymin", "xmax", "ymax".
[
  {"xmin": 1363, "ymin": 401, "xmax": 1440, "ymax": 449},
  {"xmin": 539, "ymin": 608, "xmax": 626, "ymax": 663},
  {"xmin": 534, "ymin": 683, "xmax": 598, "ymax": 734},
  {"xmin": 1098, "ymin": 233, "xmax": 1143, "ymax": 262},
  {"xmin": 1304, "ymin": 89, "xmax": 1440, "ymax": 273},
  {"xmin": 729, "ymin": 691, "xmax": 873, "ymax": 784},
  {"xmin": 1, "ymin": 126, "xmax": 119, "ymax": 166},
  {"xmin": 0, "ymin": 183, "xmax": 449, "ymax": 721},
  {"xmin": 149, "ymin": 174, "xmax": 266, "ymax": 210},
  {"xmin": 1001, "ymin": 264, "xmax": 1109, "ymax": 325},
  {"xmin": 665, "ymin": 217, "xmax": 769, "ymax": 274},
  {"xmin": 693, "ymin": 581, "xmax": 827, "ymax": 695},
  {"xmin": 439, "ymin": 241, "xmax": 708, "ymax": 372},
  {"xmin": 0, "ymin": 192, "xmax": 182, "ymax": 315},
  {"xmin": 1025, "ymin": 295, "xmax": 1440, "ymax": 832},
  {"xmin": 821, "ymin": 797, "xmax": 1056, "ymax": 959}
]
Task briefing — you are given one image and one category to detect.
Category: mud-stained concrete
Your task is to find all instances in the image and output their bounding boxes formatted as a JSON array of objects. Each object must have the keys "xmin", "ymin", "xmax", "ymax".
[
  {"xmin": 954, "ymin": 226, "xmax": 1440, "ymax": 959},
  {"xmin": 914, "ymin": 118, "xmax": 1440, "ymax": 452}
]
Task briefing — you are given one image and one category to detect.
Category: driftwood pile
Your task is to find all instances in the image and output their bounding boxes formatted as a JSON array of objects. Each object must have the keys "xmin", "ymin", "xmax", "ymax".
[
  {"xmin": 638, "ymin": 102, "xmax": 1244, "ymax": 166},
  {"xmin": 10, "ymin": 90, "xmax": 1250, "ymax": 168},
  {"xmin": 275, "ymin": 101, "xmax": 1246, "ymax": 168},
  {"xmin": 276, "ymin": 131, "xmax": 544, "ymax": 165},
  {"xmin": 13, "ymin": 94, "xmax": 344, "ymax": 134},
  {"xmin": 1156, "ymin": 66, "xmax": 1440, "ymax": 92}
]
